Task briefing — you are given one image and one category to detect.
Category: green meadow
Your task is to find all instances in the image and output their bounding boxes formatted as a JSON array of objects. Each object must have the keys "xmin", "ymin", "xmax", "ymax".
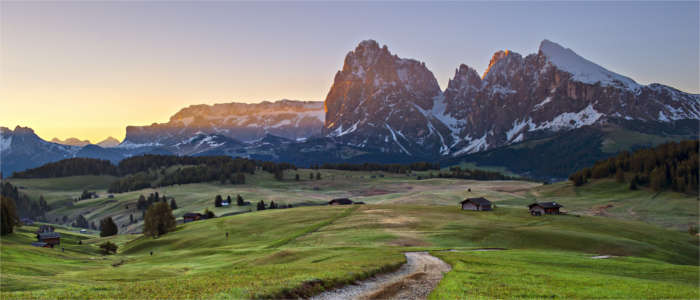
[{"xmin": 1, "ymin": 170, "xmax": 698, "ymax": 299}]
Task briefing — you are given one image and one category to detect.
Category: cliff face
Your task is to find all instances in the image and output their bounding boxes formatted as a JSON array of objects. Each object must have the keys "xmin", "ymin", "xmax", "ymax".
[
  {"xmin": 324, "ymin": 39, "xmax": 700, "ymax": 156},
  {"xmin": 123, "ymin": 100, "xmax": 324, "ymax": 145}
]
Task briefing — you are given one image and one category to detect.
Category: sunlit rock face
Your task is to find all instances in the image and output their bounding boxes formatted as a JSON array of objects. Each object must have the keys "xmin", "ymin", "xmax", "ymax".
[
  {"xmin": 323, "ymin": 40, "xmax": 449, "ymax": 156},
  {"xmin": 123, "ymin": 100, "xmax": 325, "ymax": 146},
  {"xmin": 324, "ymin": 39, "xmax": 700, "ymax": 157}
]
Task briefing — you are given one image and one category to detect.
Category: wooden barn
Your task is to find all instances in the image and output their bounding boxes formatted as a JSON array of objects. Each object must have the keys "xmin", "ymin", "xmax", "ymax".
[
  {"xmin": 460, "ymin": 197, "xmax": 492, "ymax": 211},
  {"xmin": 183, "ymin": 212, "xmax": 203, "ymax": 223},
  {"xmin": 37, "ymin": 232, "xmax": 61, "ymax": 247},
  {"xmin": 328, "ymin": 198, "xmax": 353, "ymax": 205},
  {"xmin": 528, "ymin": 202, "xmax": 562, "ymax": 216}
]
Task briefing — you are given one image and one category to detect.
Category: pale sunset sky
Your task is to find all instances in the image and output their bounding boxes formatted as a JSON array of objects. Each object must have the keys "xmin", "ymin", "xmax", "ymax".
[{"xmin": 1, "ymin": 1, "xmax": 698, "ymax": 142}]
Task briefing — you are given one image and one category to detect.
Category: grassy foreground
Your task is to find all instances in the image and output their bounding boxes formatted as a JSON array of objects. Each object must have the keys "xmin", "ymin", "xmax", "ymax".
[
  {"xmin": 2, "ymin": 203, "xmax": 698, "ymax": 299},
  {"xmin": 431, "ymin": 250, "xmax": 699, "ymax": 299}
]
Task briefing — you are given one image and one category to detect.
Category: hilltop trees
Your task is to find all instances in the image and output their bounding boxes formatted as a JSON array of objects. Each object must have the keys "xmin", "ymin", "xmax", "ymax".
[
  {"xmin": 1, "ymin": 182, "xmax": 49, "ymax": 220},
  {"xmin": 143, "ymin": 202, "xmax": 176, "ymax": 237},
  {"xmin": 99, "ymin": 217, "xmax": 118, "ymax": 237},
  {"xmin": 569, "ymin": 140, "xmax": 698, "ymax": 193},
  {"xmin": 74, "ymin": 214, "xmax": 89, "ymax": 228},
  {"xmin": 1, "ymin": 196, "xmax": 19, "ymax": 235}
]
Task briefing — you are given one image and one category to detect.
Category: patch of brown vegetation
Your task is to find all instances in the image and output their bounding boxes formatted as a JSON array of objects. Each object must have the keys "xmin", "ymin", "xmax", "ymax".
[
  {"xmin": 591, "ymin": 203, "xmax": 614, "ymax": 216},
  {"xmin": 387, "ymin": 237, "xmax": 430, "ymax": 247}
]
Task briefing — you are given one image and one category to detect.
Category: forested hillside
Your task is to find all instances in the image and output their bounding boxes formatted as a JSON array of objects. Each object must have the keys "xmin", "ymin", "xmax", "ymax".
[{"xmin": 569, "ymin": 140, "xmax": 698, "ymax": 193}]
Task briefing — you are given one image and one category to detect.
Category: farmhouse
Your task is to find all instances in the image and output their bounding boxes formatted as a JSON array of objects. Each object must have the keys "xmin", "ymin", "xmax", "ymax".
[
  {"xmin": 328, "ymin": 198, "xmax": 353, "ymax": 205},
  {"xmin": 460, "ymin": 197, "xmax": 492, "ymax": 211},
  {"xmin": 528, "ymin": 202, "xmax": 562, "ymax": 216},
  {"xmin": 183, "ymin": 213, "xmax": 203, "ymax": 223},
  {"xmin": 37, "ymin": 232, "xmax": 61, "ymax": 247}
]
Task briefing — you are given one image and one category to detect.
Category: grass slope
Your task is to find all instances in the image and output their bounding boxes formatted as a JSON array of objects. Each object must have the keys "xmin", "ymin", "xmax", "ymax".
[{"xmin": 2, "ymin": 203, "xmax": 697, "ymax": 299}]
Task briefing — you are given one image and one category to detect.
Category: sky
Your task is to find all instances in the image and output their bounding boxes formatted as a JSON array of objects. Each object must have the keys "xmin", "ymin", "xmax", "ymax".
[{"xmin": 1, "ymin": 1, "xmax": 698, "ymax": 143}]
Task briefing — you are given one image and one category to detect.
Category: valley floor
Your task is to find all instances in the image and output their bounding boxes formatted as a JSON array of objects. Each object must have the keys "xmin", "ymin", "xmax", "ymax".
[{"xmin": 1, "ymin": 171, "xmax": 698, "ymax": 299}]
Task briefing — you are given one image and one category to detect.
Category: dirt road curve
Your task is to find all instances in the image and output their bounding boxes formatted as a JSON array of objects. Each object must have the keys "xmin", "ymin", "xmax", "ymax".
[{"xmin": 310, "ymin": 252, "xmax": 451, "ymax": 300}]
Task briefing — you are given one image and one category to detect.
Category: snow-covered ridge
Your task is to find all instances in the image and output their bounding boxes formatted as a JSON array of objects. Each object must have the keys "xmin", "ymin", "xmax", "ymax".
[{"xmin": 539, "ymin": 39, "xmax": 640, "ymax": 91}]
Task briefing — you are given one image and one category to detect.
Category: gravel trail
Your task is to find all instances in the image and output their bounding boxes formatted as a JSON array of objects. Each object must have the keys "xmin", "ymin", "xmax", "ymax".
[{"xmin": 310, "ymin": 252, "xmax": 451, "ymax": 300}]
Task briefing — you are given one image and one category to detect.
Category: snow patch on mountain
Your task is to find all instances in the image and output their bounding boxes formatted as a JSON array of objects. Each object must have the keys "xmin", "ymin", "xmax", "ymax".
[
  {"xmin": 539, "ymin": 40, "xmax": 640, "ymax": 91},
  {"xmin": 531, "ymin": 104, "xmax": 604, "ymax": 131},
  {"xmin": 533, "ymin": 96, "xmax": 553, "ymax": 110},
  {"xmin": 452, "ymin": 133, "xmax": 489, "ymax": 156}
]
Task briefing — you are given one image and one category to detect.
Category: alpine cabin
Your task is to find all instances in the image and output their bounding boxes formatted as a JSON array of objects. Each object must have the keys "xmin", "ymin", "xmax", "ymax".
[
  {"xmin": 460, "ymin": 197, "xmax": 492, "ymax": 211},
  {"xmin": 328, "ymin": 198, "xmax": 353, "ymax": 205},
  {"xmin": 528, "ymin": 202, "xmax": 562, "ymax": 216}
]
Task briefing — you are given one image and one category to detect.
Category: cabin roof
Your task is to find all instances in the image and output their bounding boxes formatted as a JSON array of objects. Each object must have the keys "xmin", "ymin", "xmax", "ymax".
[
  {"xmin": 38, "ymin": 232, "xmax": 60, "ymax": 239},
  {"xmin": 460, "ymin": 197, "xmax": 492, "ymax": 205},
  {"xmin": 329, "ymin": 198, "xmax": 353, "ymax": 204},
  {"xmin": 528, "ymin": 202, "xmax": 562, "ymax": 209}
]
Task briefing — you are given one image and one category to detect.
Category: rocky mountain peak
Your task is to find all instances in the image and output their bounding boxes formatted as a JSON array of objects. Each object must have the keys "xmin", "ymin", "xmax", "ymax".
[{"xmin": 538, "ymin": 39, "xmax": 639, "ymax": 90}]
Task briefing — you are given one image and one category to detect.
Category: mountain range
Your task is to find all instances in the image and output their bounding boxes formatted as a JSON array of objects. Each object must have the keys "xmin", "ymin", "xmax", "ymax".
[{"xmin": 2, "ymin": 39, "xmax": 698, "ymax": 179}]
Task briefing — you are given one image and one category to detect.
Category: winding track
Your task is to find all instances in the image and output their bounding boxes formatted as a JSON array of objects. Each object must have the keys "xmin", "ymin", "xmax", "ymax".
[{"xmin": 310, "ymin": 252, "xmax": 451, "ymax": 300}]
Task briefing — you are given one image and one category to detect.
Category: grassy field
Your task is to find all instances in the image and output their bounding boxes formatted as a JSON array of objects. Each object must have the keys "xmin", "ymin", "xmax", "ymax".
[
  {"xmin": 2, "ymin": 202, "xmax": 697, "ymax": 299},
  {"xmin": 2, "ymin": 169, "xmax": 698, "ymax": 299},
  {"xmin": 5, "ymin": 170, "xmax": 540, "ymax": 234},
  {"xmin": 431, "ymin": 250, "xmax": 699, "ymax": 299},
  {"xmin": 524, "ymin": 178, "xmax": 698, "ymax": 231}
]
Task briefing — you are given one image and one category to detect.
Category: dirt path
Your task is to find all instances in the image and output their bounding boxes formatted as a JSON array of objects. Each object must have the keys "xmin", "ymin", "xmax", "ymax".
[{"xmin": 310, "ymin": 252, "xmax": 451, "ymax": 300}]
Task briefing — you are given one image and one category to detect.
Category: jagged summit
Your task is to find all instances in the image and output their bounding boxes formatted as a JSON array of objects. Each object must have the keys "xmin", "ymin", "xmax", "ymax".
[{"xmin": 538, "ymin": 39, "xmax": 639, "ymax": 90}]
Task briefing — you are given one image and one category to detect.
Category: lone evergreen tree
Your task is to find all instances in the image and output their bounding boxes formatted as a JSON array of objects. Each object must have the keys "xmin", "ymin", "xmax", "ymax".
[
  {"xmin": 215, "ymin": 195, "xmax": 223, "ymax": 207},
  {"xmin": 257, "ymin": 200, "xmax": 266, "ymax": 211},
  {"xmin": 236, "ymin": 194, "xmax": 244, "ymax": 206},
  {"xmin": 316, "ymin": 172, "xmax": 321, "ymax": 180},
  {"xmin": 1, "ymin": 196, "xmax": 19, "ymax": 235},
  {"xmin": 143, "ymin": 202, "xmax": 176, "ymax": 237},
  {"xmin": 295, "ymin": 174, "xmax": 300, "ymax": 181},
  {"xmin": 99, "ymin": 217, "xmax": 118, "ymax": 237},
  {"xmin": 170, "ymin": 198, "xmax": 178, "ymax": 210}
]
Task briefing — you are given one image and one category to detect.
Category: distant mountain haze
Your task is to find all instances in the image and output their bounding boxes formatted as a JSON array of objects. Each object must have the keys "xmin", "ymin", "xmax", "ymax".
[{"xmin": 2, "ymin": 39, "xmax": 698, "ymax": 179}]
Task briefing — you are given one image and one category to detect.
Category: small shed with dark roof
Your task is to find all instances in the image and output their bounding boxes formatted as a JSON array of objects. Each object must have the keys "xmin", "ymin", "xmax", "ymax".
[
  {"xmin": 183, "ymin": 212, "xmax": 203, "ymax": 223},
  {"xmin": 528, "ymin": 202, "xmax": 562, "ymax": 216},
  {"xmin": 329, "ymin": 198, "xmax": 353, "ymax": 205},
  {"xmin": 460, "ymin": 197, "xmax": 492, "ymax": 211},
  {"xmin": 37, "ymin": 232, "xmax": 61, "ymax": 247}
]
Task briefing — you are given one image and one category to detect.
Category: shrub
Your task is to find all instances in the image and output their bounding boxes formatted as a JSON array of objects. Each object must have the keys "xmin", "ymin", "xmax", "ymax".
[{"xmin": 99, "ymin": 241, "xmax": 118, "ymax": 255}]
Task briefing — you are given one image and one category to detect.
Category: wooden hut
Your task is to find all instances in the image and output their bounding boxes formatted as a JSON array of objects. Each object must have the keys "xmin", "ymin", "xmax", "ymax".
[
  {"xmin": 183, "ymin": 212, "xmax": 203, "ymax": 223},
  {"xmin": 37, "ymin": 232, "xmax": 61, "ymax": 247},
  {"xmin": 460, "ymin": 197, "xmax": 492, "ymax": 211},
  {"xmin": 528, "ymin": 202, "xmax": 562, "ymax": 216},
  {"xmin": 328, "ymin": 198, "xmax": 353, "ymax": 205}
]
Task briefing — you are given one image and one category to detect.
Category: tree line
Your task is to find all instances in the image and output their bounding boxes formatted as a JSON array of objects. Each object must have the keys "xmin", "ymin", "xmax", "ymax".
[
  {"xmin": 318, "ymin": 162, "xmax": 439, "ymax": 173},
  {"xmin": 568, "ymin": 140, "xmax": 698, "ymax": 193},
  {"xmin": 0, "ymin": 181, "xmax": 50, "ymax": 219},
  {"xmin": 425, "ymin": 166, "xmax": 517, "ymax": 181}
]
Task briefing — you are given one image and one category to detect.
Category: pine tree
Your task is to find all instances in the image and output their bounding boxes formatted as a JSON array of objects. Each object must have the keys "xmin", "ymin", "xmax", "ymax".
[
  {"xmin": 170, "ymin": 198, "xmax": 178, "ymax": 210},
  {"xmin": 236, "ymin": 194, "xmax": 244, "ymax": 206},
  {"xmin": 99, "ymin": 217, "xmax": 118, "ymax": 237},
  {"xmin": 257, "ymin": 200, "xmax": 266, "ymax": 211},
  {"xmin": 215, "ymin": 195, "xmax": 223, "ymax": 207},
  {"xmin": 295, "ymin": 174, "xmax": 300, "ymax": 181},
  {"xmin": 226, "ymin": 195, "xmax": 232, "ymax": 205},
  {"xmin": 143, "ymin": 202, "xmax": 176, "ymax": 237},
  {"xmin": 615, "ymin": 169, "xmax": 625, "ymax": 183},
  {"xmin": 316, "ymin": 172, "xmax": 321, "ymax": 180},
  {"xmin": 1, "ymin": 196, "xmax": 19, "ymax": 235},
  {"xmin": 309, "ymin": 173, "xmax": 314, "ymax": 180}
]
